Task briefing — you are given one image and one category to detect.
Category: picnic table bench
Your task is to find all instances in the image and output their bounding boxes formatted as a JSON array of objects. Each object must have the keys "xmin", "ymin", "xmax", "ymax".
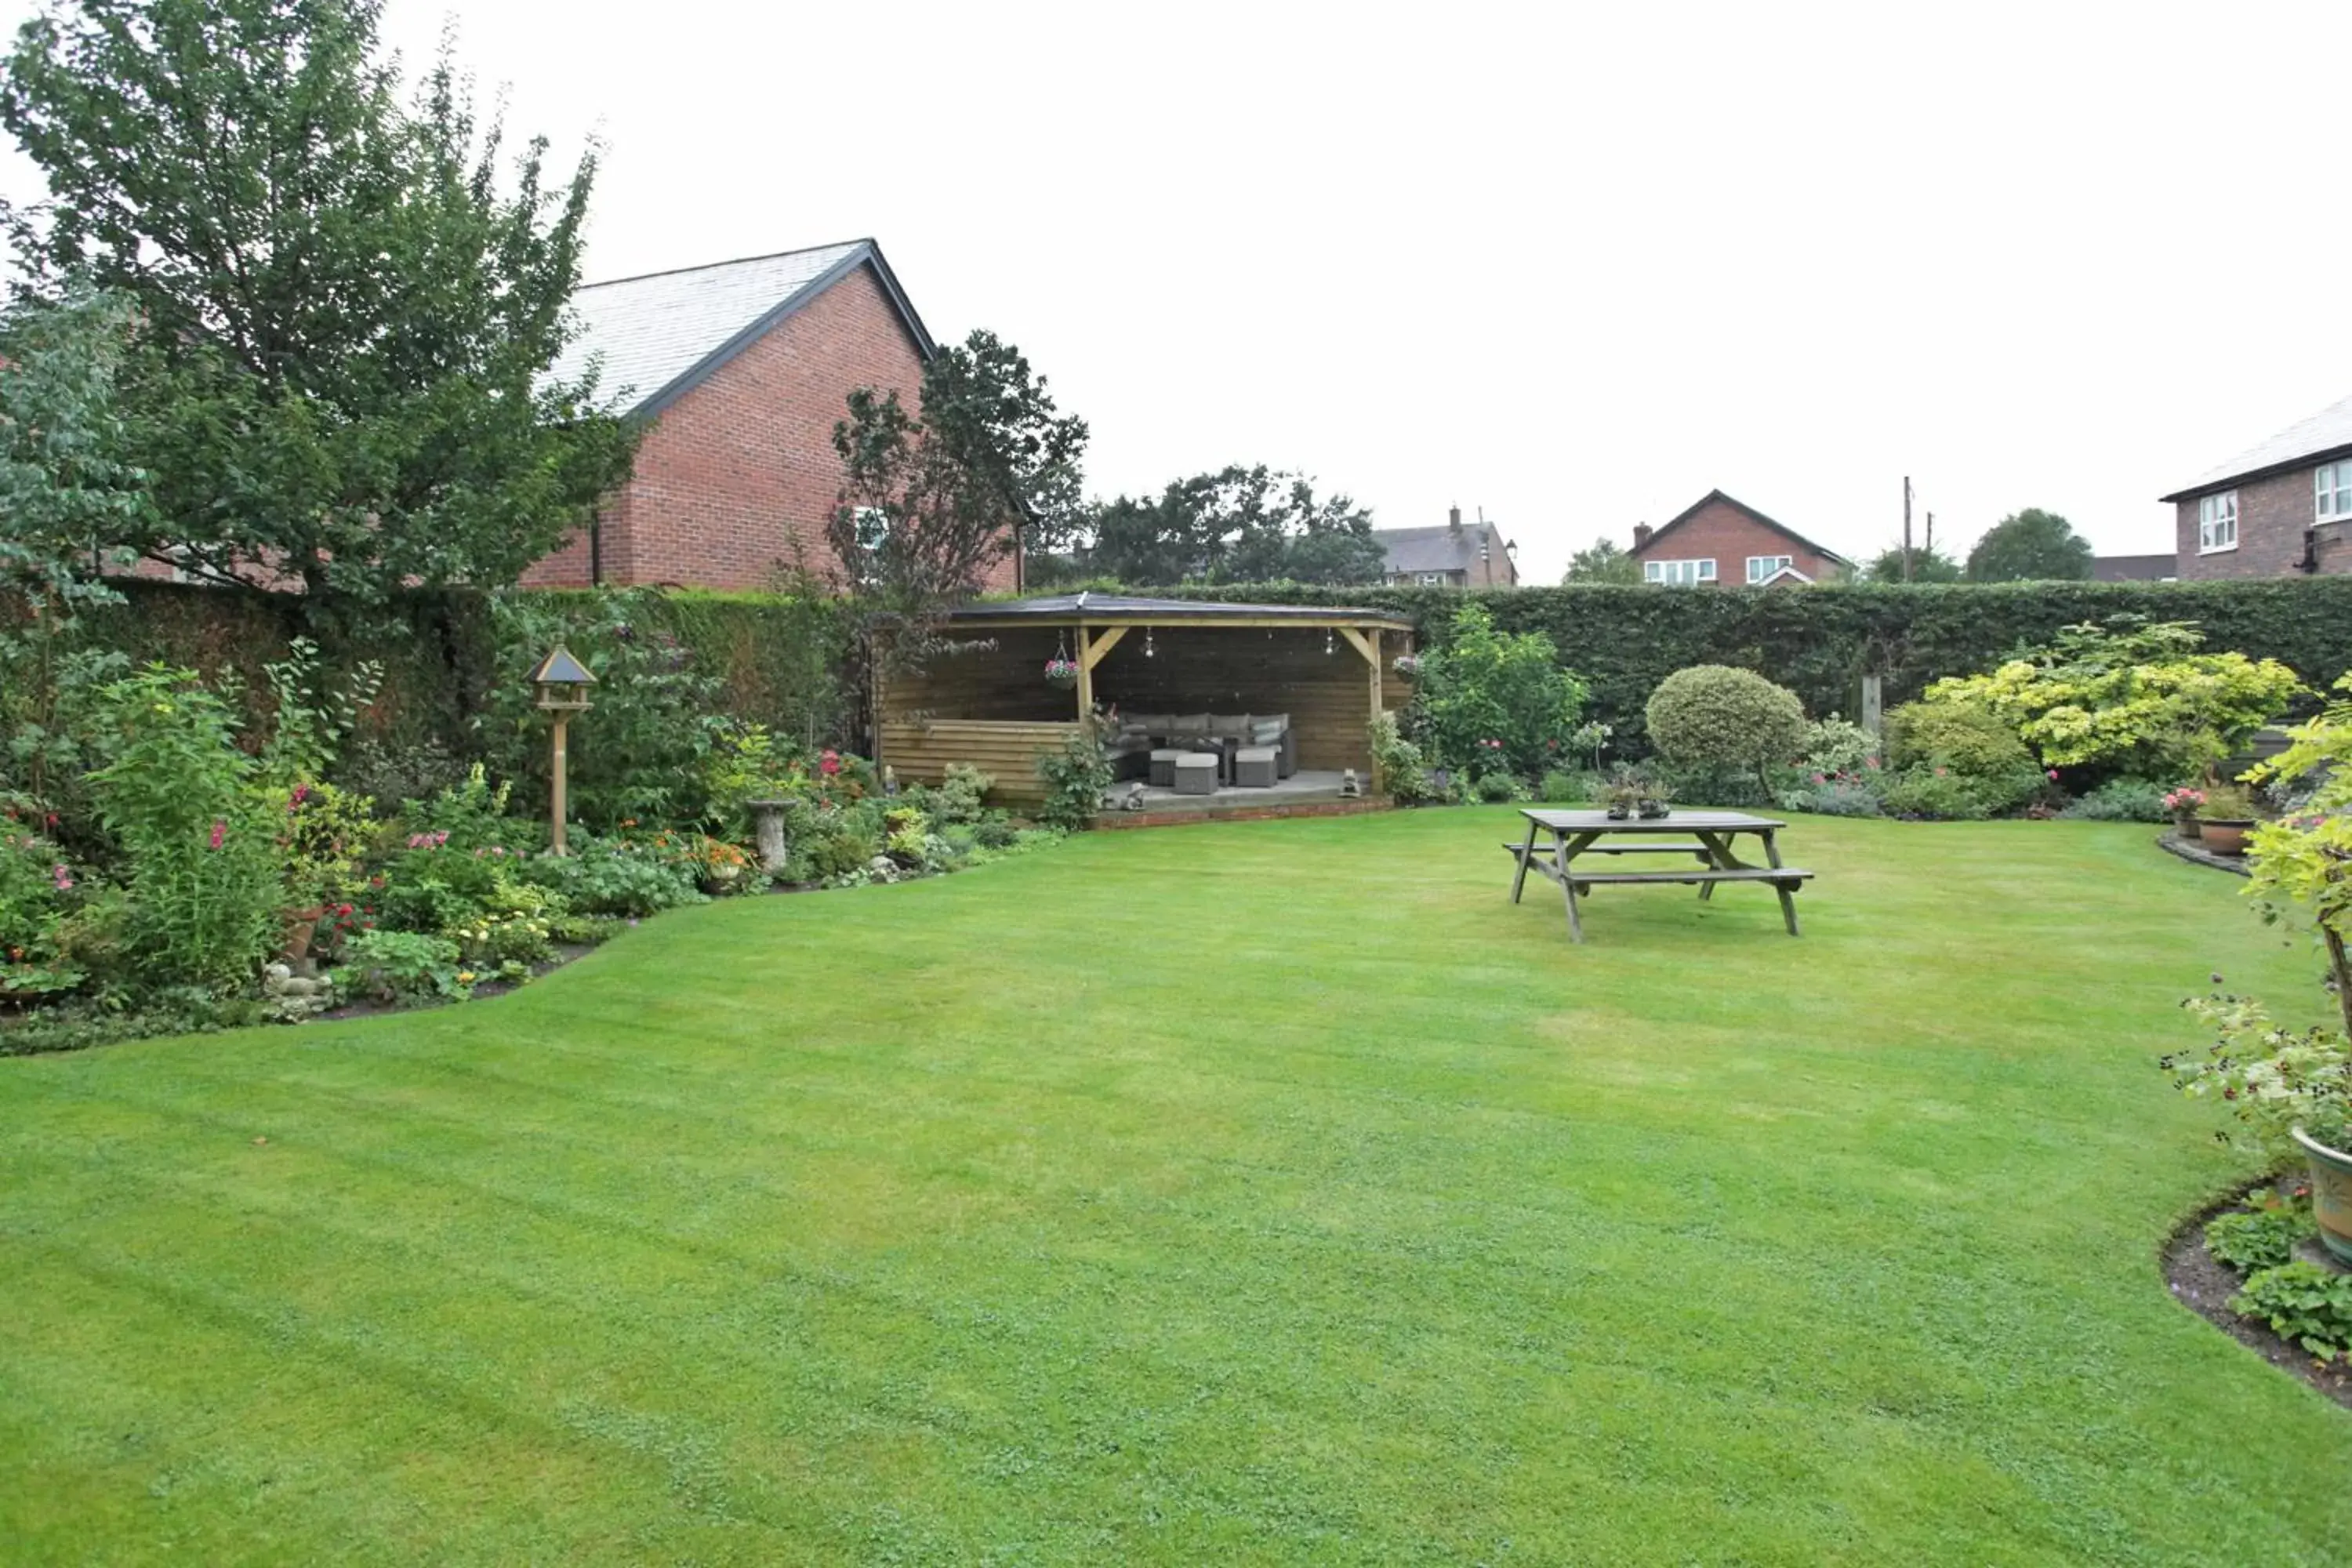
[{"xmin": 1504, "ymin": 809, "xmax": 1813, "ymax": 942}]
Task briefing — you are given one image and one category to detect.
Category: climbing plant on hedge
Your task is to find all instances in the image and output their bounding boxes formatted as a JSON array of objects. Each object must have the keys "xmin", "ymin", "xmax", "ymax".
[{"xmin": 1644, "ymin": 666, "xmax": 1808, "ymax": 796}]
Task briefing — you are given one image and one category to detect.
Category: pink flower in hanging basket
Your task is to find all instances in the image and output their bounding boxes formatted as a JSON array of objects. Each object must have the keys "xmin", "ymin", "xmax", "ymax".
[{"xmin": 1044, "ymin": 656, "xmax": 1081, "ymax": 686}]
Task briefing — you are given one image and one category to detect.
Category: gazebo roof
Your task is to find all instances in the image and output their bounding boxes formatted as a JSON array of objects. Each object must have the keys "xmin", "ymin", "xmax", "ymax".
[{"xmin": 947, "ymin": 591, "xmax": 1412, "ymax": 631}]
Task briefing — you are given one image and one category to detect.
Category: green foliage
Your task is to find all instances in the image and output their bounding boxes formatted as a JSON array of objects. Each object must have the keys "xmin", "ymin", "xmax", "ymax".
[
  {"xmin": 1965, "ymin": 509, "xmax": 2094, "ymax": 583},
  {"xmin": 2231, "ymin": 1261, "xmax": 2352, "ymax": 1360},
  {"xmin": 0, "ymin": 816, "xmax": 80, "ymax": 997},
  {"xmin": 1886, "ymin": 699, "xmax": 2036, "ymax": 775},
  {"xmin": 1138, "ymin": 578, "xmax": 2352, "ymax": 761},
  {"xmin": 2057, "ymin": 779, "xmax": 2172, "ymax": 822},
  {"xmin": 1369, "ymin": 712, "xmax": 1442, "ymax": 804},
  {"xmin": 517, "ymin": 832, "xmax": 704, "ymax": 918},
  {"xmin": 0, "ymin": 985, "xmax": 249, "ymax": 1055},
  {"xmin": 1472, "ymin": 771, "xmax": 1530, "ymax": 803},
  {"xmin": 1795, "ymin": 715, "xmax": 1880, "ymax": 777},
  {"xmin": 2205, "ymin": 1201, "xmax": 2314, "ymax": 1276},
  {"xmin": 1643, "ymin": 665, "xmax": 1806, "ymax": 791},
  {"xmin": 339, "ymin": 929, "xmax": 470, "ymax": 1007},
  {"xmin": 82, "ymin": 665, "xmax": 282, "ymax": 990},
  {"xmin": 1858, "ymin": 543, "xmax": 1964, "ymax": 583},
  {"xmin": 476, "ymin": 590, "xmax": 729, "ymax": 830},
  {"xmin": 1878, "ymin": 763, "xmax": 2044, "ymax": 820},
  {"xmin": 1080, "ymin": 465, "xmax": 1385, "ymax": 586},
  {"xmin": 1925, "ymin": 618, "xmax": 2299, "ymax": 780},
  {"xmin": 282, "ymin": 782, "xmax": 383, "ymax": 909},
  {"xmin": 1034, "ymin": 725, "xmax": 1113, "ymax": 832},
  {"xmin": 0, "ymin": 0, "xmax": 636, "ymax": 604},
  {"xmin": 1560, "ymin": 536, "xmax": 1642, "ymax": 585},
  {"xmin": 0, "ymin": 285, "xmax": 149, "ymax": 612},
  {"xmin": 1412, "ymin": 603, "xmax": 1588, "ymax": 779},
  {"xmin": 1778, "ymin": 775, "xmax": 1884, "ymax": 818},
  {"xmin": 2167, "ymin": 989, "xmax": 2352, "ymax": 1160},
  {"xmin": 930, "ymin": 763, "xmax": 994, "ymax": 826},
  {"xmin": 1538, "ymin": 768, "xmax": 1601, "ymax": 804}
]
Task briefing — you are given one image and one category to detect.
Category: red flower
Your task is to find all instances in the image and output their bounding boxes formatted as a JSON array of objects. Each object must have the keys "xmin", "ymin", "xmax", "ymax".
[
  {"xmin": 208, "ymin": 819, "xmax": 226, "ymax": 851},
  {"xmin": 820, "ymin": 750, "xmax": 842, "ymax": 777}
]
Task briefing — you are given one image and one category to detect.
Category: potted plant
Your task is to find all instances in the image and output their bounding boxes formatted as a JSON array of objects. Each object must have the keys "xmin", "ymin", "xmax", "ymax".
[
  {"xmin": 2197, "ymin": 783, "xmax": 2259, "ymax": 855},
  {"xmin": 1042, "ymin": 655, "xmax": 1080, "ymax": 690},
  {"xmin": 2171, "ymin": 989, "xmax": 2352, "ymax": 1266},
  {"xmin": 1602, "ymin": 760, "xmax": 1648, "ymax": 822},
  {"xmin": 2163, "ymin": 786, "xmax": 2205, "ymax": 840},
  {"xmin": 1637, "ymin": 779, "xmax": 1674, "ymax": 820}
]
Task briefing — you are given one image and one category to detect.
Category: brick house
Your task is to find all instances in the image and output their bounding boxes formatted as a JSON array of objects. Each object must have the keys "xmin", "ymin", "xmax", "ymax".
[
  {"xmin": 1628, "ymin": 490, "xmax": 1849, "ymax": 586},
  {"xmin": 2161, "ymin": 391, "xmax": 2352, "ymax": 579},
  {"xmin": 524, "ymin": 238, "xmax": 1017, "ymax": 592},
  {"xmin": 1370, "ymin": 507, "xmax": 1519, "ymax": 586}
]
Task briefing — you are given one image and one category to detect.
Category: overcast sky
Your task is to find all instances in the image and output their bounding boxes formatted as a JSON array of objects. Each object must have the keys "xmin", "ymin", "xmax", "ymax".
[{"xmin": 2, "ymin": 0, "xmax": 2346, "ymax": 580}]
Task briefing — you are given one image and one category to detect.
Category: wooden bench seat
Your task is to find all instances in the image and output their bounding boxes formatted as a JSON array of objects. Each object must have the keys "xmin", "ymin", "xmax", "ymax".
[
  {"xmin": 1501, "ymin": 840, "xmax": 1710, "ymax": 857},
  {"xmin": 1557, "ymin": 866, "xmax": 1813, "ymax": 887}
]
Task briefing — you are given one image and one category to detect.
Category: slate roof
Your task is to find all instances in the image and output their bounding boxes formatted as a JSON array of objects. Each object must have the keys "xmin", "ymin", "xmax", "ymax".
[
  {"xmin": 948, "ymin": 592, "xmax": 1412, "ymax": 629},
  {"xmin": 1371, "ymin": 522, "xmax": 1517, "ymax": 581},
  {"xmin": 2092, "ymin": 553, "xmax": 2177, "ymax": 582},
  {"xmin": 1635, "ymin": 489, "xmax": 1852, "ymax": 567},
  {"xmin": 549, "ymin": 238, "xmax": 935, "ymax": 418},
  {"xmin": 2161, "ymin": 390, "xmax": 2352, "ymax": 501}
]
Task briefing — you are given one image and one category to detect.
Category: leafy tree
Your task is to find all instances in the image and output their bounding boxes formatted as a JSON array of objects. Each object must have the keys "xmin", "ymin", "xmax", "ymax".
[
  {"xmin": 1080, "ymin": 465, "xmax": 1383, "ymax": 585},
  {"xmin": 1561, "ymin": 536, "xmax": 1642, "ymax": 584},
  {"xmin": 0, "ymin": 0, "xmax": 637, "ymax": 606},
  {"xmin": 1858, "ymin": 543, "xmax": 1964, "ymax": 583},
  {"xmin": 1965, "ymin": 509, "xmax": 2094, "ymax": 583},
  {"xmin": 1644, "ymin": 665, "xmax": 1808, "ymax": 797}
]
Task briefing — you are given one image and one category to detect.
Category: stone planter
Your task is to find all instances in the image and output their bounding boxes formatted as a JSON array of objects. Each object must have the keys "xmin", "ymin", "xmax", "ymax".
[
  {"xmin": 2172, "ymin": 811, "xmax": 2201, "ymax": 840},
  {"xmin": 2292, "ymin": 1126, "xmax": 2352, "ymax": 1266},
  {"xmin": 2198, "ymin": 818, "xmax": 2254, "ymax": 855}
]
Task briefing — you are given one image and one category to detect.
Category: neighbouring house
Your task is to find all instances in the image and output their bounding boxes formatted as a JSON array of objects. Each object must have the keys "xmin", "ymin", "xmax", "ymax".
[
  {"xmin": 524, "ymin": 238, "xmax": 1017, "ymax": 592},
  {"xmin": 1628, "ymin": 490, "xmax": 1849, "ymax": 586},
  {"xmin": 2161, "ymin": 390, "xmax": 2352, "ymax": 579},
  {"xmin": 1372, "ymin": 508, "xmax": 1519, "ymax": 586},
  {"xmin": 2092, "ymin": 554, "xmax": 2176, "ymax": 583}
]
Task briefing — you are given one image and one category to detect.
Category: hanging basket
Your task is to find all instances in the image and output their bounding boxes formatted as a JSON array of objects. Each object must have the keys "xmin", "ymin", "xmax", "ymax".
[{"xmin": 1043, "ymin": 657, "xmax": 1081, "ymax": 689}]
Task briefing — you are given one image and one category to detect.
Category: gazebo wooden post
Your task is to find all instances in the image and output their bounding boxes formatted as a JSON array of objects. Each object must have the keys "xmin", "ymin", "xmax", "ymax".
[
  {"xmin": 1338, "ymin": 623, "xmax": 1383, "ymax": 733},
  {"xmin": 1074, "ymin": 621, "xmax": 1092, "ymax": 720}
]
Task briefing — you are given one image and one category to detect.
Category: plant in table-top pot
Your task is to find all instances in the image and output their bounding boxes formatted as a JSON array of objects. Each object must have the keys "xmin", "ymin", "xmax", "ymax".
[
  {"xmin": 1602, "ymin": 760, "xmax": 1647, "ymax": 822},
  {"xmin": 2195, "ymin": 782, "xmax": 2259, "ymax": 855},
  {"xmin": 2163, "ymin": 786, "xmax": 2205, "ymax": 840}
]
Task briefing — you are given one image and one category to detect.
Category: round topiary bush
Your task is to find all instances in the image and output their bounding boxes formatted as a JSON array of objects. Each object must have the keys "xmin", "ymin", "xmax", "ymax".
[{"xmin": 1644, "ymin": 666, "xmax": 1808, "ymax": 791}]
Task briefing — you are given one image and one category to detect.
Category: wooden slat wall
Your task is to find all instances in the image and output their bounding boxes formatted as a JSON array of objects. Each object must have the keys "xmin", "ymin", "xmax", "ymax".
[
  {"xmin": 1091, "ymin": 626, "xmax": 1386, "ymax": 773},
  {"xmin": 882, "ymin": 629, "xmax": 1076, "ymax": 724},
  {"xmin": 879, "ymin": 719, "xmax": 1079, "ymax": 805}
]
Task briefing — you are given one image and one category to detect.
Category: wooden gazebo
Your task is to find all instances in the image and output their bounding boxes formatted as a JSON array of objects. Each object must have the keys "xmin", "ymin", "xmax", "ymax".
[{"xmin": 878, "ymin": 593, "xmax": 1416, "ymax": 807}]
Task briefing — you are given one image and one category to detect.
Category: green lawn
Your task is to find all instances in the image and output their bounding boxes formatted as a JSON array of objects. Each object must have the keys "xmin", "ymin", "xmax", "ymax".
[{"xmin": 3, "ymin": 811, "xmax": 2350, "ymax": 1563}]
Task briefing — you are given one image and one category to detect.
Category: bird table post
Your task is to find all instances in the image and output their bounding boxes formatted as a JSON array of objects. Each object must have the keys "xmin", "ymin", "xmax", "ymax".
[{"xmin": 528, "ymin": 646, "xmax": 597, "ymax": 855}]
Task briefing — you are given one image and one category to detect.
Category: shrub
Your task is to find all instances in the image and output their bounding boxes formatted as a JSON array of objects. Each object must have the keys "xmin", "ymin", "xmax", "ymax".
[
  {"xmin": 519, "ymin": 832, "xmax": 705, "ymax": 917},
  {"xmin": 82, "ymin": 665, "xmax": 283, "ymax": 992},
  {"xmin": 1369, "ymin": 713, "xmax": 1442, "ymax": 804},
  {"xmin": 1538, "ymin": 769, "xmax": 1601, "ymax": 804},
  {"xmin": 1644, "ymin": 666, "xmax": 1807, "ymax": 794},
  {"xmin": 1472, "ymin": 771, "xmax": 1529, "ymax": 803},
  {"xmin": 2205, "ymin": 1202, "xmax": 2314, "ymax": 1275},
  {"xmin": 1653, "ymin": 760, "xmax": 1780, "ymax": 810},
  {"xmin": 1795, "ymin": 715, "xmax": 1880, "ymax": 777},
  {"xmin": 1886, "ymin": 699, "xmax": 2035, "ymax": 775},
  {"xmin": 1779, "ymin": 775, "xmax": 1884, "ymax": 818},
  {"xmin": 339, "ymin": 930, "xmax": 470, "ymax": 1006},
  {"xmin": 1410, "ymin": 601, "xmax": 1588, "ymax": 779},
  {"xmin": 2166, "ymin": 989, "xmax": 2352, "ymax": 1161},
  {"xmin": 2231, "ymin": 1261, "xmax": 2352, "ymax": 1360},
  {"xmin": 932, "ymin": 763, "xmax": 994, "ymax": 825},
  {"xmin": 1880, "ymin": 763, "xmax": 2044, "ymax": 820},
  {"xmin": 1924, "ymin": 617, "xmax": 2301, "ymax": 781},
  {"xmin": 1034, "ymin": 725, "xmax": 1113, "ymax": 832},
  {"xmin": 971, "ymin": 817, "xmax": 1019, "ymax": 851},
  {"xmin": 2058, "ymin": 778, "xmax": 2172, "ymax": 822}
]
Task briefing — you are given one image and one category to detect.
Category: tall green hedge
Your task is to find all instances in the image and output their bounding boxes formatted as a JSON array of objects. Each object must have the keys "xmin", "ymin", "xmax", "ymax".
[
  {"xmin": 1156, "ymin": 578, "xmax": 2352, "ymax": 748},
  {"xmin": 24, "ymin": 581, "xmax": 849, "ymax": 761}
]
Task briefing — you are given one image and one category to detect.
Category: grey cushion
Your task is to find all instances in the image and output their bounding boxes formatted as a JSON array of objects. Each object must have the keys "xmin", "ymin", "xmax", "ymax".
[
  {"xmin": 1249, "ymin": 719, "xmax": 1286, "ymax": 745},
  {"xmin": 1209, "ymin": 713, "xmax": 1250, "ymax": 736},
  {"xmin": 1171, "ymin": 713, "xmax": 1210, "ymax": 734}
]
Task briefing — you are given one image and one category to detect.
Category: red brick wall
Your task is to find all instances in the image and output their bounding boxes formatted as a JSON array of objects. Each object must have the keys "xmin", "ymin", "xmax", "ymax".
[
  {"xmin": 2173, "ymin": 464, "xmax": 2352, "ymax": 579},
  {"xmin": 1631, "ymin": 499, "xmax": 1840, "ymax": 584},
  {"xmin": 524, "ymin": 263, "xmax": 1020, "ymax": 593}
]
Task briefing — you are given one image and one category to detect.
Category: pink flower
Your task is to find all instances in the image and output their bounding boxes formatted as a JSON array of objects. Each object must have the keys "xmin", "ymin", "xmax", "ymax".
[
  {"xmin": 1934, "ymin": 767, "xmax": 1947, "ymax": 778},
  {"xmin": 207, "ymin": 819, "xmax": 226, "ymax": 851},
  {"xmin": 50, "ymin": 863, "xmax": 72, "ymax": 891},
  {"xmin": 2046, "ymin": 768, "xmax": 2059, "ymax": 780},
  {"xmin": 1811, "ymin": 772, "xmax": 1826, "ymax": 785},
  {"xmin": 820, "ymin": 750, "xmax": 842, "ymax": 777}
]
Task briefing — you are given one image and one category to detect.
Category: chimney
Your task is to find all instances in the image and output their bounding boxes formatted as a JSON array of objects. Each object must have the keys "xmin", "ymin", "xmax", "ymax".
[
  {"xmin": 1633, "ymin": 522, "xmax": 1653, "ymax": 549},
  {"xmin": 1448, "ymin": 505, "xmax": 1462, "ymax": 533}
]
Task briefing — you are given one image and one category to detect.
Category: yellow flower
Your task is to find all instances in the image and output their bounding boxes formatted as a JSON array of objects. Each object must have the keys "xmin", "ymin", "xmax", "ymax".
[{"xmin": 456, "ymin": 971, "xmax": 476, "ymax": 983}]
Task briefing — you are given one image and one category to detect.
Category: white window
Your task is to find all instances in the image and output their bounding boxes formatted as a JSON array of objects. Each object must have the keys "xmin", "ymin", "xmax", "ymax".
[
  {"xmin": 1643, "ymin": 557, "xmax": 1716, "ymax": 586},
  {"xmin": 2318, "ymin": 463, "xmax": 2352, "ymax": 523},
  {"xmin": 1416, "ymin": 572, "xmax": 1450, "ymax": 586},
  {"xmin": 2198, "ymin": 492, "xmax": 2238, "ymax": 553},
  {"xmin": 1747, "ymin": 554, "xmax": 1794, "ymax": 583}
]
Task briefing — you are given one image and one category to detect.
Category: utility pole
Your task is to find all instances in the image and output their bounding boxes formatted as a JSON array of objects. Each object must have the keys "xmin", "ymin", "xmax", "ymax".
[
  {"xmin": 1925, "ymin": 510, "xmax": 1935, "ymax": 568},
  {"xmin": 1902, "ymin": 476, "xmax": 1914, "ymax": 583}
]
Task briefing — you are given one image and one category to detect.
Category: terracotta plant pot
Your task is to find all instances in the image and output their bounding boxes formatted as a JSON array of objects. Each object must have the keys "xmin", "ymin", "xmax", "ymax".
[
  {"xmin": 2198, "ymin": 818, "xmax": 2253, "ymax": 855},
  {"xmin": 2292, "ymin": 1126, "xmax": 2352, "ymax": 1265},
  {"xmin": 279, "ymin": 906, "xmax": 325, "ymax": 963}
]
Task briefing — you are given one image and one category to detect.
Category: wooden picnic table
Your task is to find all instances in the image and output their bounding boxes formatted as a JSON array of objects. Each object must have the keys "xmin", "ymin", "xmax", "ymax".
[{"xmin": 1504, "ymin": 809, "xmax": 1814, "ymax": 942}]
